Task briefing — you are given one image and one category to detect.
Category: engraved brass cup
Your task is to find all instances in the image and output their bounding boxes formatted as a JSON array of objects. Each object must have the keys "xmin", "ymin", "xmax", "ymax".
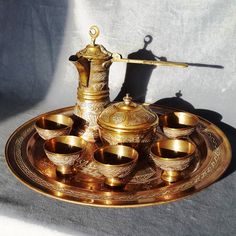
[
  {"xmin": 160, "ymin": 112, "xmax": 199, "ymax": 138},
  {"xmin": 35, "ymin": 114, "xmax": 73, "ymax": 140},
  {"xmin": 93, "ymin": 145, "xmax": 138, "ymax": 187},
  {"xmin": 44, "ymin": 135, "xmax": 85, "ymax": 175},
  {"xmin": 150, "ymin": 139, "xmax": 196, "ymax": 183}
]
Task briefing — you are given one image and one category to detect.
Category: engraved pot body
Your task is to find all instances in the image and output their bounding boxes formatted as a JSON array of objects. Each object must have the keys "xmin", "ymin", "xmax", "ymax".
[{"xmin": 69, "ymin": 26, "xmax": 112, "ymax": 142}]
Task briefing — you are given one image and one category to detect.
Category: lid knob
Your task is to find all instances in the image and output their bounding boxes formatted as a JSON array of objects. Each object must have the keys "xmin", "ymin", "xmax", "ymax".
[
  {"xmin": 123, "ymin": 94, "xmax": 132, "ymax": 105},
  {"xmin": 89, "ymin": 25, "xmax": 100, "ymax": 45}
]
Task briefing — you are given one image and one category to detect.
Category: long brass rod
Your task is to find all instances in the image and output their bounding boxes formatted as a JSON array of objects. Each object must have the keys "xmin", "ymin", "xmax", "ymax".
[{"xmin": 112, "ymin": 58, "xmax": 188, "ymax": 68}]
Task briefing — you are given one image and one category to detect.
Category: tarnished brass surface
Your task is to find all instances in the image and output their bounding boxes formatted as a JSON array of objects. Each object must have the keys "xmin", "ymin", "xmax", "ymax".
[
  {"xmin": 160, "ymin": 112, "xmax": 199, "ymax": 138},
  {"xmin": 35, "ymin": 114, "xmax": 73, "ymax": 140},
  {"xmin": 44, "ymin": 135, "xmax": 85, "ymax": 175},
  {"xmin": 93, "ymin": 145, "xmax": 138, "ymax": 187},
  {"xmin": 5, "ymin": 106, "xmax": 231, "ymax": 207},
  {"xmin": 150, "ymin": 139, "xmax": 196, "ymax": 182}
]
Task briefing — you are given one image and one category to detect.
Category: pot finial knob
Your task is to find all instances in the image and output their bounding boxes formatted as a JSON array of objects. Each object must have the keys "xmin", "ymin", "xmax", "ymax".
[
  {"xmin": 123, "ymin": 94, "xmax": 132, "ymax": 105},
  {"xmin": 89, "ymin": 25, "xmax": 100, "ymax": 45}
]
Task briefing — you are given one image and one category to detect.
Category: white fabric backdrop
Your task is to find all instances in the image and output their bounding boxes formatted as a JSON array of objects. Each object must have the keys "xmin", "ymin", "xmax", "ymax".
[{"xmin": 0, "ymin": 0, "xmax": 236, "ymax": 235}]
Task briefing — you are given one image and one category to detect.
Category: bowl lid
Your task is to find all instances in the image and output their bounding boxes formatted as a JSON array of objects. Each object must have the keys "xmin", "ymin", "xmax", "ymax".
[{"xmin": 97, "ymin": 94, "xmax": 159, "ymax": 132}]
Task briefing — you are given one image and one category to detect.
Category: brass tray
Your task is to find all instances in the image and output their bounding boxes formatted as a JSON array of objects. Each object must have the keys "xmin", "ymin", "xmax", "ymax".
[{"xmin": 5, "ymin": 105, "xmax": 231, "ymax": 208}]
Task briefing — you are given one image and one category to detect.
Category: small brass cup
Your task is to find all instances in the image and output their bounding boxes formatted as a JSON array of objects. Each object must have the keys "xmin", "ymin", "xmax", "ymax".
[
  {"xmin": 150, "ymin": 139, "xmax": 196, "ymax": 183},
  {"xmin": 35, "ymin": 114, "xmax": 73, "ymax": 140},
  {"xmin": 93, "ymin": 145, "xmax": 138, "ymax": 187},
  {"xmin": 44, "ymin": 135, "xmax": 85, "ymax": 175},
  {"xmin": 160, "ymin": 112, "xmax": 199, "ymax": 138}
]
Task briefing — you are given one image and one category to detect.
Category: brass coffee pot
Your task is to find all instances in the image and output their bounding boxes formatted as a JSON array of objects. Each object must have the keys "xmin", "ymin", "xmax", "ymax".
[{"xmin": 70, "ymin": 26, "xmax": 188, "ymax": 142}]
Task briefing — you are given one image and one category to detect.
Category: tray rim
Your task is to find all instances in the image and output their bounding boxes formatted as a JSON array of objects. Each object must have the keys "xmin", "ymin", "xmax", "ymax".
[{"xmin": 5, "ymin": 105, "xmax": 232, "ymax": 208}]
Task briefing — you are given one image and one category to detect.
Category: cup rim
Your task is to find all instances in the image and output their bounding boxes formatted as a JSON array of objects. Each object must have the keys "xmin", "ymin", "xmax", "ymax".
[
  {"xmin": 35, "ymin": 114, "xmax": 73, "ymax": 131},
  {"xmin": 160, "ymin": 112, "xmax": 199, "ymax": 131},
  {"xmin": 93, "ymin": 145, "xmax": 139, "ymax": 167},
  {"xmin": 43, "ymin": 135, "xmax": 85, "ymax": 156},
  {"xmin": 150, "ymin": 139, "xmax": 196, "ymax": 161}
]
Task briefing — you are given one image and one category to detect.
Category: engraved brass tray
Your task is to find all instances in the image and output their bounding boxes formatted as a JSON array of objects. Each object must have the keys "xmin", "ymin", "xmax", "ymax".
[{"xmin": 5, "ymin": 105, "xmax": 231, "ymax": 208}]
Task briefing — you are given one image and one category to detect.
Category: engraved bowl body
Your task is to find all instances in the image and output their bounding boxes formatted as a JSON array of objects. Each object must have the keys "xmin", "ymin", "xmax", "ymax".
[
  {"xmin": 160, "ymin": 112, "xmax": 199, "ymax": 138},
  {"xmin": 44, "ymin": 135, "xmax": 85, "ymax": 174},
  {"xmin": 35, "ymin": 114, "xmax": 73, "ymax": 140},
  {"xmin": 150, "ymin": 139, "xmax": 196, "ymax": 172},
  {"xmin": 93, "ymin": 145, "xmax": 139, "ymax": 186}
]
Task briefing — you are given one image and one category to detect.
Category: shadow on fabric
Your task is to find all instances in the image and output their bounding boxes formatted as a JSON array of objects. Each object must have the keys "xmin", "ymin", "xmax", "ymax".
[
  {"xmin": 114, "ymin": 35, "xmax": 167, "ymax": 103},
  {"xmin": 0, "ymin": 0, "xmax": 68, "ymax": 122},
  {"xmin": 114, "ymin": 35, "xmax": 224, "ymax": 104}
]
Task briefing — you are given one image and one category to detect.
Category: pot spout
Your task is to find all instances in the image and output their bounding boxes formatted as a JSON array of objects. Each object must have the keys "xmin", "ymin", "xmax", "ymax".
[{"xmin": 69, "ymin": 54, "xmax": 91, "ymax": 87}]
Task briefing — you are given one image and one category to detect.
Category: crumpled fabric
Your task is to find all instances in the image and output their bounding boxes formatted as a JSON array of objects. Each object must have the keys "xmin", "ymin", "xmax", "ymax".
[{"xmin": 0, "ymin": 0, "xmax": 236, "ymax": 235}]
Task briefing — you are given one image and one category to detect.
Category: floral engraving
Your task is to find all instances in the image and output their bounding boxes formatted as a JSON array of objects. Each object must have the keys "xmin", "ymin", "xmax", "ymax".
[{"xmin": 111, "ymin": 112, "xmax": 126, "ymax": 124}]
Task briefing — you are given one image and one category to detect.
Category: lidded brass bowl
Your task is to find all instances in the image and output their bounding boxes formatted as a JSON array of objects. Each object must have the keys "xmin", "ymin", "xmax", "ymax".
[{"xmin": 97, "ymin": 94, "xmax": 159, "ymax": 155}]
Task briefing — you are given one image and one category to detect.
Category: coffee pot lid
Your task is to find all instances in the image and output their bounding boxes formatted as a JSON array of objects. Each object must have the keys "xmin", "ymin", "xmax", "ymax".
[{"xmin": 76, "ymin": 25, "xmax": 112, "ymax": 60}]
